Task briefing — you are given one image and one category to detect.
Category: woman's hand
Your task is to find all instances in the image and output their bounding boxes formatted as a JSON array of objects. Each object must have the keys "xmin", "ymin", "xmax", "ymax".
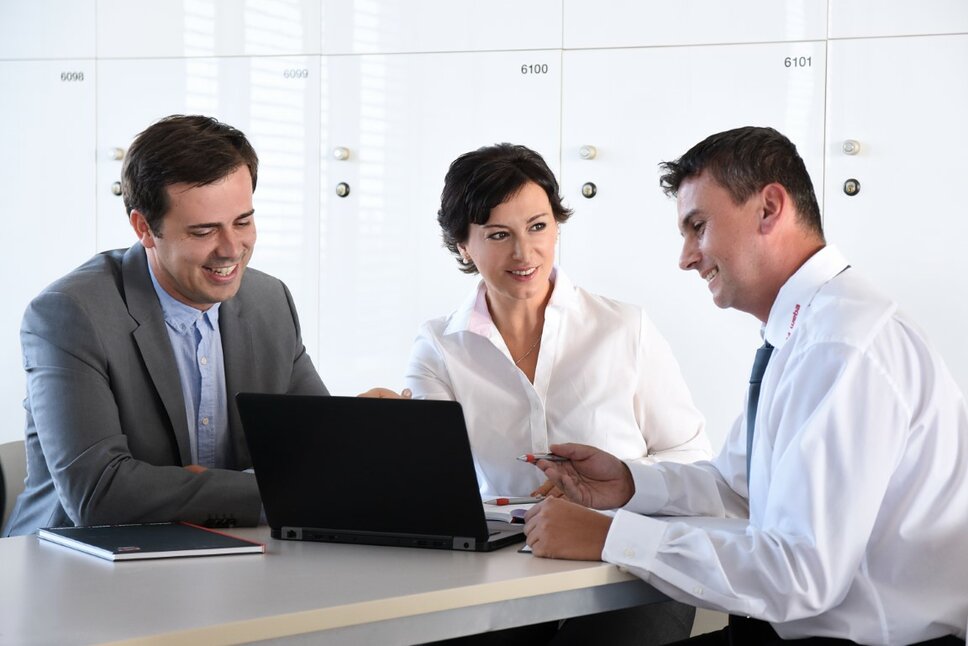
[
  {"xmin": 530, "ymin": 479, "xmax": 564, "ymax": 499},
  {"xmin": 357, "ymin": 387, "xmax": 413, "ymax": 399}
]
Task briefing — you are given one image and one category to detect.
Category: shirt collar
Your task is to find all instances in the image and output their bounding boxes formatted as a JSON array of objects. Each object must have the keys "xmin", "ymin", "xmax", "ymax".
[
  {"xmin": 764, "ymin": 244, "xmax": 849, "ymax": 348},
  {"xmin": 146, "ymin": 261, "xmax": 220, "ymax": 334},
  {"xmin": 444, "ymin": 266, "xmax": 575, "ymax": 337}
]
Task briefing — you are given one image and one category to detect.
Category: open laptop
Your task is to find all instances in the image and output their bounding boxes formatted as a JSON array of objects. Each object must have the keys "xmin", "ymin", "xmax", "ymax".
[{"xmin": 236, "ymin": 393, "xmax": 526, "ymax": 552}]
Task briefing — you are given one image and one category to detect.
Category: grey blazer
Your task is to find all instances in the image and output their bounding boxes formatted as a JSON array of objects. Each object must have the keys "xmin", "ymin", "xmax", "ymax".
[{"xmin": 4, "ymin": 244, "xmax": 327, "ymax": 536}]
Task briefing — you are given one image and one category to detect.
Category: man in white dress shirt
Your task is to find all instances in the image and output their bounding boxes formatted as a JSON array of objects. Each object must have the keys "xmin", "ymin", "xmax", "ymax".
[{"xmin": 523, "ymin": 126, "xmax": 968, "ymax": 645}]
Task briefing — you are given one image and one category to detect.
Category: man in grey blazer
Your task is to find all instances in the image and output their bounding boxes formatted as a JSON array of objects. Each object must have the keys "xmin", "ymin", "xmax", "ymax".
[{"xmin": 4, "ymin": 115, "xmax": 328, "ymax": 536}]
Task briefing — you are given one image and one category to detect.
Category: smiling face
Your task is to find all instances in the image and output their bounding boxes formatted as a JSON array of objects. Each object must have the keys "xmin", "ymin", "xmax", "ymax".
[
  {"xmin": 677, "ymin": 172, "xmax": 773, "ymax": 321},
  {"xmin": 131, "ymin": 165, "xmax": 256, "ymax": 311},
  {"xmin": 459, "ymin": 181, "xmax": 558, "ymax": 309}
]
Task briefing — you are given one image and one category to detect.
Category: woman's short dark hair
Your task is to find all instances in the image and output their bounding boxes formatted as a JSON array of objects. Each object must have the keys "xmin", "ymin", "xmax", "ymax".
[
  {"xmin": 659, "ymin": 126, "xmax": 824, "ymax": 239},
  {"xmin": 121, "ymin": 114, "xmax": 259, "ymax": 236},
  {"xmin": 438, "ymin": 143, "xmax": 572, "ymax": 274}
]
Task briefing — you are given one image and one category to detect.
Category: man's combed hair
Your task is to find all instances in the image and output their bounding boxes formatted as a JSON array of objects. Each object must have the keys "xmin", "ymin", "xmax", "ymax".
[
  {"xmin": 121, "ymin": 114, "xmax": 259, "ymax": 235},
  {"xmin": 659, "ymin": 126, "xmax": 824, "ymax": 238},
  {"xmin": 438, "ymin": 143, "xmax": 573, "ymax": 274}
]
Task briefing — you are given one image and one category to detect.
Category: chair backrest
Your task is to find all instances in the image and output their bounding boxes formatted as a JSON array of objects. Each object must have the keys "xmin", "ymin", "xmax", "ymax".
[{"xmin": 1, "ymin": 440, "xmax": 26, "ymax": 534}]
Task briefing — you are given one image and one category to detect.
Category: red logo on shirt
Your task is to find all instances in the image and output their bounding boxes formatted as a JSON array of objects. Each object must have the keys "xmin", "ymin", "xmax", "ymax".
[{"xmin": 786, "ymin": 303, "xmax": 801, "ymax": 339}]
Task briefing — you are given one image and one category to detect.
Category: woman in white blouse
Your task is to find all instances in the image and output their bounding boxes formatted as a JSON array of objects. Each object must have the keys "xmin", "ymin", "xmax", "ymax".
[
  {"xmin": 406, "ymin": 143, "xmax": 711, "ymax": 499},
  {"xmin": 394, "ymin": 144, "xmax": 711, "ymax": 645}
]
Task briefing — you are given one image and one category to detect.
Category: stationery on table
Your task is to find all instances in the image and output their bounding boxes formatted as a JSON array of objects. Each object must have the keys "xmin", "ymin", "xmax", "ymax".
[
  {"xmin": 38, "ymin": 521, "xmax": 265, "ymax": 561},
  {"xmin": 483, "ymin": 497, "xmax": 541, "ymax": 523}
]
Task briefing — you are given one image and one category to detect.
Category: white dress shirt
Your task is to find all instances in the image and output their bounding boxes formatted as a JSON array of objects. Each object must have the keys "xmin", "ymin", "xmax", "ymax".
[
  {"xmin": 405, "ymin": 269, "xmax": 710, "ymax": 497},
  {"xmin": 602, "ymin": 246, "xmax": 968, "ymax": 644}
]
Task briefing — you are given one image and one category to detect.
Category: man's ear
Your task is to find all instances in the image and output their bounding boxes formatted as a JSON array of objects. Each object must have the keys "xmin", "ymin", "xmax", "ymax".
[
  {"xmin": 758, "ymin": 183, "xmax": 787, "ymax": 235},
  {"xmin": 130, "ymin": 210, "xmax": 157, "ymax": 249}
]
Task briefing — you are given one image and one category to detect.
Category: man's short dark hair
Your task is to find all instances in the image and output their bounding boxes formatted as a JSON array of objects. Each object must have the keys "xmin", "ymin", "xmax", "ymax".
[
  {"xmin": 438, "ymin": 143, "xmax": 573, "ymax": 274},
  {"xmin": 121, "ymin": 114, "xmax": 258, "ymax": 235},
  {"xmin": 659, "ymin": 126, "xmax": 824, "ymax": 238}
]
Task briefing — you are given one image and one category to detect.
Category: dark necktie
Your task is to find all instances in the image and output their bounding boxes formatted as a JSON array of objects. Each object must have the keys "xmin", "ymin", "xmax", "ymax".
[{"xmin": 746, "ymin": 341, "xmax": 774, "ymax": 483}]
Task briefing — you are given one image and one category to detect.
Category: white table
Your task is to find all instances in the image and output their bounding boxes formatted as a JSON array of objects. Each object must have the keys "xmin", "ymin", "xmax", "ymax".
[{"xmin": 0, "ymin": 527, "xmax": 666, "ymax": 645}]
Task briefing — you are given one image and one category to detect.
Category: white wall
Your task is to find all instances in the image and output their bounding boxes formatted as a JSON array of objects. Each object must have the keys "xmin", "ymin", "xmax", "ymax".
[{"xmin": 1, "ymin": 1, "xmax": 966, "ymax": 454}]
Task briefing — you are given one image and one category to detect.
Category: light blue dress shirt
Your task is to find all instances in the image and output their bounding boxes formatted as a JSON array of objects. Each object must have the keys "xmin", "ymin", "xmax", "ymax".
[{"xmin": 147, "ymin": 264, "xmax": 229, "ymax": 468}]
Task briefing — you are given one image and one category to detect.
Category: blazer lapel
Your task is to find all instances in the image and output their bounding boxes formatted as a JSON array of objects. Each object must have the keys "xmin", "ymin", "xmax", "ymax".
[
  {"xmin": 219, "ymin": 291, "xmax": 255, "ymax": 464},
  {"xmin": 122, "ymin": 244, "xmax": 193, "ymax": 465}
]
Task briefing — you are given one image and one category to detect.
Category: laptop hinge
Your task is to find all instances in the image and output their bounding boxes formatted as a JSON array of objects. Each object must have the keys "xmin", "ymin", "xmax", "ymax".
[{"xmin": 452, "ymin": 536, "xmax": 477, "ymax": 551}]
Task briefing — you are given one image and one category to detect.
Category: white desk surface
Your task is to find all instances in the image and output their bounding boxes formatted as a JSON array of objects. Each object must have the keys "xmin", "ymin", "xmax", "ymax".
[{"xmin": 0, "ymin": 526, "xmax": 667, "ymax": 645}]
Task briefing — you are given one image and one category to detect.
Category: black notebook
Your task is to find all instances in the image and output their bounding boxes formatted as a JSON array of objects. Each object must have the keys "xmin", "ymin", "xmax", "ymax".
[{"xmin": 38, "ymin": 522, "xmax": 265, "ymax": 561}]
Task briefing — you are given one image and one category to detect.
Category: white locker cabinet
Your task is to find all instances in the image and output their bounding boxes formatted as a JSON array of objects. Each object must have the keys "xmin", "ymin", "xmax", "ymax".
[
  {"xmin": 96, "ymin": 0, "xmax": 322, "ymax": 58},
  {"xmin": 560, "ymin": 42, "xmax": 826, "ymax": 448},
  {"xmin": 96, "ymin": 55, "xmax": 323, "ymax": 367},
  {"xmin": 0, "ymin": 0, "xmax": 96, "ymax": 60},
  {"xmin": 825, "ymin": 34, "xmax": 968, "ymax": 399},
  {"xmin": 318, "ymin": 50, "xmax": 562, "ymax": 395},
  {"xmin": 829, "ymin": 0, "xmax": 968, "ymax": 39},
  {"xmin": 320, "ymin": 0, "xmax": 562, "ymax": 55},
  {"xmin": 563, "ymin": 0, "xmax": 827, "ymax": 50},
  {"xmin": 0, "ymin": 59, "xmax": 97, "ymax": 446}
]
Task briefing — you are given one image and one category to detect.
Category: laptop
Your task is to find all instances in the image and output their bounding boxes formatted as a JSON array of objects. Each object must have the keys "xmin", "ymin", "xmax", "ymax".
[{"xmin": 235, "ymin": 393, "xmax": 526, "ymax": 552}]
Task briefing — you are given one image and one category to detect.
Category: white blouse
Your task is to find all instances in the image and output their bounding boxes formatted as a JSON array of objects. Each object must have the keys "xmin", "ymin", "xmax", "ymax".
[{"xmin": 405, "ymin": 269, "xmax": 711, "ymax": 497}]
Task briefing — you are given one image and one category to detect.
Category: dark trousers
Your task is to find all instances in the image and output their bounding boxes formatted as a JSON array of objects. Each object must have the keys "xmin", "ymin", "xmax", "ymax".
[
  {"xmin": 425, "ymin": 600, "xmax": 695, "ymax": 646},
  {"xmin": 671, "ymin": 615, "xmax": 965, "ymax": 646}
]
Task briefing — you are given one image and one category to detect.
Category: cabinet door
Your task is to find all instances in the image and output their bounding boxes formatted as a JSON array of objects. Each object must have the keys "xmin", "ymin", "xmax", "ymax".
[
  {"xmin": 825, "ymin": 34, "xmax": 968, "ymax": 397},
  {"xmin": 560, "ymin": 42, "xmax": 826, "ymax": 449},
  {"xmin": 319, "ymin": 50, "xmax": 561, "ymax": 395},
  {"xmin": 96, "ymin": 56, "xmax": 322, "ymax": 364},
  {"xmin": 0, "ymin": 60, "xmax": 96, "ymax": 445},
  {"xmin": 96, "ymin": 0, "xmax": 321, "ymax": 58},
  {"xmin": 321, "ymin": 0, "xmax": 561, "ymax": 54},
  {"xmin": 829, "ymin": 0, "xmax": 968, "ymax": 38},
  {"xmin": 0, "ymin": 0, "xmax": 95, "ymax": 60},
  {"xmin": 563, "ymin": 0, "xmax": 826, "ymax": 49}
]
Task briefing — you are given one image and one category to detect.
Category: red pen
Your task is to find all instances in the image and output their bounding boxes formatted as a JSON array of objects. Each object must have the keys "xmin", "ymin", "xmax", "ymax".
[
  {"xmin": 516, "ymin": 453, "xmax": 568, "ymax": 464},
  {"xmin": 485, "ymin": 497, "xmax": 543, "ymax": 505}
]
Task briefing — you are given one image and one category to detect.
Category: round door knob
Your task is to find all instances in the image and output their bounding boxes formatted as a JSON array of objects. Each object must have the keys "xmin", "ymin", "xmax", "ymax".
[
  {"xmin": 581, "ymin": 182, "xmax": 597, "ymax": 199},
  {"xmin": 111, "ymin": 181, "xmax": 122, "ymax": 196},
  {"xmin": 108, "ymin": 147, "xmax": 126, "ymax": 161},
  {"xmin": 843, "ymin": 178, "xmax": 861, "ymax": 196},
  {"xmin": 842, "ymin": 140, "xmax": 861, "ymax": 155},
  {"xmin": 335, "ymin": 182, "xmax": 351, "ymax": 198},
  {"xmin": 579, "ymin": 145, "xmax": 598, "ymax": 160},
  {"xmin": 333, "ymin": 146, "xmax": 350, "ymax": 161}
]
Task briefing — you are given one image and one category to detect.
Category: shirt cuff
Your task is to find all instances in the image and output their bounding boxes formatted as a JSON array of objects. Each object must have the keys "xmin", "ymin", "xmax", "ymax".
[
  {"xmin": 623, "ymin": 461, "xmax": 670, "ymax": 514},
  {"xmin": 602, "ymin": 509, "xmax": 667, "ymax": 572}
]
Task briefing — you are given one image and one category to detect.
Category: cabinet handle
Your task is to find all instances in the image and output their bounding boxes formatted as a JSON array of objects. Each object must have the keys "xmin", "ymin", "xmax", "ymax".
[
  {"xmin": 335, "ymin": 182, "xmax": 351, "ymax": 198},
  {"xmin": 842, "ymin": 140, "xmax": 861, "ymax": 155},
  {"xmin": 108, "ymin": 147, "xmax": 126, "ymax": 161},
  {"xmin": 333, "ymin": 146, "xmax": 351, "ymax": 161},
  {"xmin": 111, "ymin": 181, "xmax": 122, "ymax": 196},
  {"xmin": 581, "ymin": 182, "xmax": 597, "ymax": 199},
  {"xmin": 843, "ymin": 178, "xmax": 861, "ymax": 196},
  {"xmin": 579, "ymin": 145, "xmax": 598, "ymax": 160}
]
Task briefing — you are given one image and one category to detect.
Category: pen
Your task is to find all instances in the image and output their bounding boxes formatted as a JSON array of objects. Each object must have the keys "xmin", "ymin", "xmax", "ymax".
[
  {"xmin": 516, "ymin": 453, "xmax": 568, "ymax": 464},
  {"xmin": 484, "ymin": 496, "xmax": 544, "ymax": 506}
]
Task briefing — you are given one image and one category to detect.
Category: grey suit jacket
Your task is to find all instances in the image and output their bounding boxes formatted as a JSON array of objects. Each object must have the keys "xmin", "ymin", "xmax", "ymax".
[{"xmin": 4, "ymin": 244, "xmax": 327, "ymax": 536}]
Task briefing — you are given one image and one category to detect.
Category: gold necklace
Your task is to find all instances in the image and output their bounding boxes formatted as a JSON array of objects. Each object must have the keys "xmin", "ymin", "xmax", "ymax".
[{"xmin": 514, "ymin": 336, "xmax": 541, "ymax": 365}]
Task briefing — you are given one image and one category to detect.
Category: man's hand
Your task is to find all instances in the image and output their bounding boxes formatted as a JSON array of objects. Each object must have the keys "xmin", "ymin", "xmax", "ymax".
[
  {"xmin": 535, "ymin": 443, "xmax": 635, "ymax": 509},
  {"xmin": 357, "ymin": 387, "xmax": 413, "ymax": 399},
  {"xmin": 524, "ymin": 497, "xmax": 612, "ymax": 560}
]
